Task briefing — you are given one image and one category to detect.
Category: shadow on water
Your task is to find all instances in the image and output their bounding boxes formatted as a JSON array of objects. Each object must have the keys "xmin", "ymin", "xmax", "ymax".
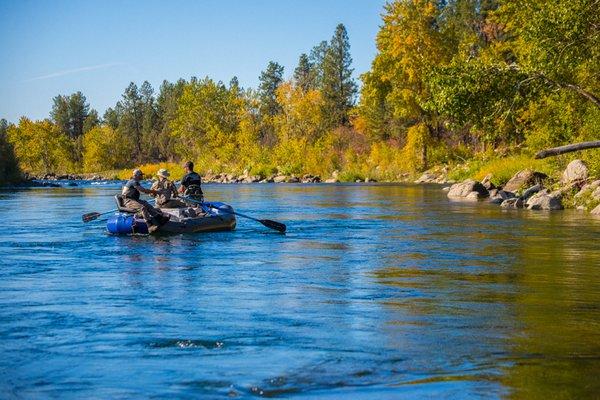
[{"xmin": 0, "ymin": 182, "xmax": 599, "ymax": 398}]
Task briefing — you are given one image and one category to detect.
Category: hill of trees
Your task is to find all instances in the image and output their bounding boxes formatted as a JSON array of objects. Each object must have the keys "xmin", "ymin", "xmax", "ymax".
[{"xmin": 2, "ymin": 0, "xmax": 598, "ymax": 184}]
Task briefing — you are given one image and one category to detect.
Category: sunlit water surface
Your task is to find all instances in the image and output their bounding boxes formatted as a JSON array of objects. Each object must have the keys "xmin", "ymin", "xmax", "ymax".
[{"xmin": 0, "ymin": 182, "xmax": 599, "ymax": 399}]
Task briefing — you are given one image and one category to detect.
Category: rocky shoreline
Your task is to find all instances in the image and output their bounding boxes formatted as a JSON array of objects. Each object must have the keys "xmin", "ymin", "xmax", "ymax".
[
  {"xmin": 8, "ymin": 160, "xmax": 600, "ymax": 216},
  {"xmin": 442, "ymin": 159, "xmax": 600, "ymax": 216}
]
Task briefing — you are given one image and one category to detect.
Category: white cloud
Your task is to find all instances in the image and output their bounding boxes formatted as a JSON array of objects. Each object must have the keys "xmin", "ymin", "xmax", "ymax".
[{"xmin": 24, "ymin": 63, "xmax": 126, "ymax": 82}]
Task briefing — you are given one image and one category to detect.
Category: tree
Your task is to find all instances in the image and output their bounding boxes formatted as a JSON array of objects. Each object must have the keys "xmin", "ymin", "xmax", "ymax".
[
  {"xmin": 82, "ymin": 125, "xmax": 131, "ymax": 172},
  {"xmin": 50, "ymin": 92, "xmax": 91, "ymax": 139},
  {"xmin": 321, "ymin": 24, "xmax": 357, "ymax": 127},
  {"xmin": 309, "ymin": 40, "xmax": 329, "ymax": 88},
  {"xmin": 258, "ymin": 61, "xmax": 284, "ymax": 117},
  {"xmin": 293, "ymin": 53, "xmax": 315, "ymax": 92},
  {"xmin": 119, "ymin": 82, "xmax": 144, "ymax": 161},
  {"xmin": 0, "ymin": 119, "xmax": 21, "ymax": 183},
  {"xmin": 157, "ymin": 79, "xmax": 186, "ymax": 160}
]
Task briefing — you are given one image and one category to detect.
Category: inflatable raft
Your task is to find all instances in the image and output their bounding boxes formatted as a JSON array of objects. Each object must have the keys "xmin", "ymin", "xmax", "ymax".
[{"xmin": 106, "ymin": 201, "xmax": 236, "ymax": 235}]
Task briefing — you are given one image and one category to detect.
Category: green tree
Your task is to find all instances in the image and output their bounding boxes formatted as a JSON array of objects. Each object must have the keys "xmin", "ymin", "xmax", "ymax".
[
  {"xmin": 321, "ymin": 23, "xmax": 357, "ymax": 127},
  {"xmin": 119, "ymin": 82, "xmax": 144, "ymax": 161},
  {"xmin": 0, "ymin": 119, "xmax": 21, "ymax": 184},
  {"xmin": 293, "ymin": 53, "xmax": 315, "ymax": 92},
  {"xmin": 258, "ymin": 61, "xmax": 284, "ymax": 117}
]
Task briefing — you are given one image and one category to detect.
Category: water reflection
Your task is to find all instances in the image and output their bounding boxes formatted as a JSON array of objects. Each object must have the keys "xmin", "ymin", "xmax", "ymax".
[{"xmin": 0, "ymin": 183, "xmax": 598, "ymax": 398}]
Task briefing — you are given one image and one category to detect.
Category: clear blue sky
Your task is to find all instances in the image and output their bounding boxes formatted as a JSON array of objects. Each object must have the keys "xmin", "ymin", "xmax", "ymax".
[{"xmin": 0, "ymin": 0, "xmax": 387, "ymax": 123}]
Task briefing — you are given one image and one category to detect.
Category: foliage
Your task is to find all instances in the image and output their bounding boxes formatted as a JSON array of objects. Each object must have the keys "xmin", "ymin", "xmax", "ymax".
[{"xmin": 0, "ymin": 119, "xmax": 21, "ymax": 184}]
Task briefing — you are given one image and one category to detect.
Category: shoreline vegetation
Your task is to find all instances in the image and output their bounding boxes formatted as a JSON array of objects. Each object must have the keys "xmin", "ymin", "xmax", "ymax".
[{"xmin": 1, "ymin": 1, "xmax": 598, "ymax": 214}]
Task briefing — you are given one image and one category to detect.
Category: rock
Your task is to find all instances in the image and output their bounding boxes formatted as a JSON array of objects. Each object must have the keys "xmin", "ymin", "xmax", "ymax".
[
  {"xmin": 489, "ymin": 190, "xmax": 514, "ymax": 204},
  {"xmin": 591, "ymin": 204, "xmax": 600, "ymax": 215},
  {"xmin": 273, "ymin": 175, "xmax": 288, "ymax": 183},
  {"xmin": 503, "ymin": 170, "xmax": 548, "ymax": 193},
  {"xmin": 481, "ymin": 174, "xmax": 496, "ymax": 190},
  {"xmin": 415, "ymin": 172, "xmax": 438, "ymax": 183},
  {"xmin": 521, "ymin": 184, "xmax": 542, "ymax": 201},
  {"xmin": 325, "ymin": 178, "xmax": 339, "ymax": 183},
  {"xmin": 287, "ymin": 176, "xmax": 300, "ymax": 183},
  {"xmin": 442, "ymin": 186, "xmax": 451, "ymax": 192},
  {"xmin": 593, "ymin": 187, "xmax": 600, "ymax": 201},
  {"xmin": 525, "ymin": 189, "xmax": 563, "ymax": 210},
  {"xmin": 500, "ymin": 197, "xmax": 524, "ymax": 208},
  {"xmin": 355, "ymin": 179, "xmax": 363, "ymax": 183},
  {"xmin": 447, "ymin": 179, "xmax": 489, "ymax": 199},
  {"xmin": 561, "ymin": 159, "xmax": 588, "ymax": 184},
  {"xmin": 465, "ymin": 191, "xmax": 481, "ymax": 201},
  {"xmin": 301, "ymin": 174, "xmax": 321, "ymax": 183}
]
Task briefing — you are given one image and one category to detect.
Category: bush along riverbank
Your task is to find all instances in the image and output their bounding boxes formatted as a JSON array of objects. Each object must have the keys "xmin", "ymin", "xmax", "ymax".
[{"xmin": 441, "ymin": 159, "xmax": 600, "ymax": 216}]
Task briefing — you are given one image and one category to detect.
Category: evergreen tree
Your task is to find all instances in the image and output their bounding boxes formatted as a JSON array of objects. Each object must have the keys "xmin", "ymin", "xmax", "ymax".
[
  {"xmin": 309, "ymin": 41, "xmax": 329, "ymax": 88},
  {"xmin": 293, "ymin": 53, "xmax": 314, "ymax": 92},
  {"xmin": 140, "ymin": 81, "xmax": 160, "ymax": 161},
  {"xmin": 258, "ymin": 61, "xmax": 284, "ymax": 117},
  {"xmin": 50, "ymin": 91, "xmax": 90, "ymax": 139},
  {"xmin": 83, "ymin": 109, "xmax": 100, "ymax": 133},
  {"xmin": 0, "ymin": 119, "xmax": 21, "ymax": 184},
  {"xmin": 321, "ymin": 24, "xmax": 357, "ymax": 126},
  {"xmin": 119, "ymin": 82, "xmax": 144, "ymax": 161}
]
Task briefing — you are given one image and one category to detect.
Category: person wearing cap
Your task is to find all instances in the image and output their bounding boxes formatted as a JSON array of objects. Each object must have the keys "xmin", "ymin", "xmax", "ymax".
[
  {"xmin": 151, "ymin": 168, "xmax": 186, "ymax": 208},
  {"xmin": 121, "ymin": 169, "xmax": 169, "ymax": 232}
]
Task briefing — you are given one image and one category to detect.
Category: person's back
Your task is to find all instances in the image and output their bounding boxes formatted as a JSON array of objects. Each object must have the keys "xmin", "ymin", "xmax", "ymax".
[{"xmin": 179, "ymin": 161, "xmax": 203, "ymax": 200}]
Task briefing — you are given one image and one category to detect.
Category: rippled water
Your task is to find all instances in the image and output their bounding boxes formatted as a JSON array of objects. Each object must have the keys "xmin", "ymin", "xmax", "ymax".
[{"xmin": 1, "ymin": 183, "xmax": 599, "ymax": 399}]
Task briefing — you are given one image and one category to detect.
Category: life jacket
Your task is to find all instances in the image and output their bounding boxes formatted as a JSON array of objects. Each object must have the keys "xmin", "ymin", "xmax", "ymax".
[{"xmin": 122, "ymin": 179, "xmax": 141, "ymax": 200}]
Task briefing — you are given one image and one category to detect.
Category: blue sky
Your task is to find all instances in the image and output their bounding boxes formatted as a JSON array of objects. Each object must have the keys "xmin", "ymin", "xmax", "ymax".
[{"xmin": 0, "ymin": 0, "xmax": 387, "ymax": 123}]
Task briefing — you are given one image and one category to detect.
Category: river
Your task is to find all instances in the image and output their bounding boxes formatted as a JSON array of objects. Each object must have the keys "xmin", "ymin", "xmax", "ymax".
[{"xmin": 0, "ymin": 182, "xmax": 598, "ymax": 399}]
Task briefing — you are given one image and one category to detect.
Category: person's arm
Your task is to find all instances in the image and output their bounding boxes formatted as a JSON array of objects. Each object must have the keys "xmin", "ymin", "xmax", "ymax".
[
  {"xmin": 170, "ymin": 182, "xmax": 179, "ymax": 198},
  {"xmin": 136, "ymin": 181, "xmax": 158, "ymax": 196},
  {"xmin": 149, "ymin": 181, "xmax": 158, "ymax": 197}
]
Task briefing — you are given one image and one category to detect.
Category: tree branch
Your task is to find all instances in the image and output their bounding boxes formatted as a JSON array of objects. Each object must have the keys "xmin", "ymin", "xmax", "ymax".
[{"xmin": 535, "ymin": 140, "xmax": 600, "ymax": 159}]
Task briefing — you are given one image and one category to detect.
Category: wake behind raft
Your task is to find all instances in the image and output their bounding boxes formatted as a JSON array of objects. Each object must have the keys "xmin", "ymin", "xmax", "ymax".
[{"xmin": 107, "ymin": 198, "xmax": 236, "ymax": 235}]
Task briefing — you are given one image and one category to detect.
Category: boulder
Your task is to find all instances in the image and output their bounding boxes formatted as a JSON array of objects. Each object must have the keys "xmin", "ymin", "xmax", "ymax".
[
  {"xmin": 465, "ymin": 191, "xmax": 482, "ymax": 201},
  {"xmin": 273, "ymin": 175, "xmax": 288, "ymax": 183},
  {"xmin": 489, "ymin": 190, "xmax": 514, "ymax": 204},
  {"xmin": 561, "ymin": 159, "xmax": 588, "ymax": 184},
  {"xmin": 442, "ymin": 186, "xmax": 451, "ymax": 192},
  {"xmin": 324, "ymin": 178, "xmax": 339, "ymax": 183},
  {"xmin": 503, "ymin": 170, "xmax": 548, "ymax": 193},
  {"xmin": 415, "ymin": 172, "xmax": 438, "ymax": 183},
  {"xmin": 447, "ymin": 179, "xmax": 489, "ymax": 199},
  {"xmin": 525, "ymin": 189, "xmax": 563, "ymax": 210},
  {"xmin": 591, "ymin": 204, "xmax": 600, "ymax": 215},
  {"xmin": 521, "ymin": 184, "xmax": 542, "ymax": 201},
  {"xmin": 481, "ymin": 174, "xmax": 496, "ymax": 190},
  {"xmin": 500, "ymin": 197, "xmax": 523, "ymax": 208},
  {"xmin": 287, "ymin": 176, "xmax": 300, "ymax": 183}
]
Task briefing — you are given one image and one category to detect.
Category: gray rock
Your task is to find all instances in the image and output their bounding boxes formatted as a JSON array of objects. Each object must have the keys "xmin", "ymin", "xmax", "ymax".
[
  {"xmin": 324, "ymin": 178, "xmax": 339, "ymax": 183},
  {"xmin": 415, "ymin": 172, "xmax": 438, "ymax": 183},
  {"xmin": 561, "ymin": 159, "xmax": 588, "ymax": 184},
  {"xmin": 489, "ymin": 189, "xmax": 514, "ymax": 204},
  {"xmin": 500, "ymin": 197, "xmax": 523, "ymax": 208},
  {"xmin": 442, "ymin": 186, "xmax": 451, "ymax": 192},
  {"xmin": 287, "ymin": 176, "xmax": 300, "ymax": 183},
  {"xmin": 521, "ymin": 184, "xmax": 542, "ymax": 200},
  {"xmin": 481, "ymin": 174, "xmax": 496, "ymax": 190},
  {"xmin": 504, "ymin": 170, "xmax": 548, "ymax": 193},
  {"xmin": 273, "ymin": 175, "xmax": 288, "ymax": 183},
  {"xmin": 447, "ymin": 179, "xmax": 489, "ymax": 199},
  {"xmin": 465, "ymin": 191, "xmax": 482, "ymax": 201},
  {"xmin": 525, "ymin": 189, "xmax": 563, "ymax": 210}
]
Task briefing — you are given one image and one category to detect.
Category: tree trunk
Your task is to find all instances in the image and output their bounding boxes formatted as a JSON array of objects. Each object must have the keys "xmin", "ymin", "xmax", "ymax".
[{"xmin": 534, "ymin": 140, "xmax": 600, "ymax": 159}]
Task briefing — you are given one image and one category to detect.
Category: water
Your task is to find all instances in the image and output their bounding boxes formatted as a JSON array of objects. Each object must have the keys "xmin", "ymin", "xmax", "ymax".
[{"xmin": 1, "ymin": 182, "xmax": 599, "ymax": 399}]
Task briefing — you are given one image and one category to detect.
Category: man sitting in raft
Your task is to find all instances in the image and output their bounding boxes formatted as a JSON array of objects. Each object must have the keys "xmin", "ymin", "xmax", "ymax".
[
  {"xmin": 178, "ymin": 161, "xmax": 204, "ymax": 201},
  {"xmin": 151, "ymin": 168, "xmax": 186, "ymax": 208},
  {"xmin": 122, "ymin": 169, "xmax": 169, "ymax": 233}
]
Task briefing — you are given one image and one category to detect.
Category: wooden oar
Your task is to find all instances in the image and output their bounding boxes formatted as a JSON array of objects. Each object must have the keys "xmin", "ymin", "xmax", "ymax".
[{"xmin": 183, "ymin": 197, "xmax": 287, "ymax": 233}]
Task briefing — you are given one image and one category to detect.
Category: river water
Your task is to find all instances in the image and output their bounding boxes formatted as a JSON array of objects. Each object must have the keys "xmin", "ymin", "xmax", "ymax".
[{"xmin": 0, "ymin": 182, "xmax": 598, "ymax": 399}]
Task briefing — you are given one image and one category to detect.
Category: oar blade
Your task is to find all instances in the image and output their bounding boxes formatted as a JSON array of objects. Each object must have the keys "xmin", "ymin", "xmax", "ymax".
[
  {"xmin": 82, "ymin": 212, "xmax": 101, "ymax": 223},
  {"xmin": 259, "ymin": 219, "xmax": 286, "ymax": 233}
]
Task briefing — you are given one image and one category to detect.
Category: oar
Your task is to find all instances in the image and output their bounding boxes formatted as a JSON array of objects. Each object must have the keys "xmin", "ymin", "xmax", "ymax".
[
  {"xmin": 82, "ymin": 209, "xmax": 117, "ymax": 223},
  {"xmin": 183, "ymin": 197, "xmax": 286, "ymax": 233},
  {"xmin": 82, "ymin": 198, "xmax": 157, "ymax": 223}
]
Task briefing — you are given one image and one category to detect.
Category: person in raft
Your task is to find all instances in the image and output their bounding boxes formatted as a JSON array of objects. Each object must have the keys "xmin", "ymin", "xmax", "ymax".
[
  {"xmin": 178, "ymin": 161, "xmax": 204, "ymax": 201},
  {"xmin": 150, "ymin": 168, "xmax": 186, "ymax": 208},
  {"xmin": 121, "ymin": 169, "xmax": 169, "ymax": 232}
]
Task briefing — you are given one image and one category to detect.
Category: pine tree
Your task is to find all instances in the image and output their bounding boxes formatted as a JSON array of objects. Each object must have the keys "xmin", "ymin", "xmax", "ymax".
[
  {"xmin": 321, "ymin": 24, "xmax": 357, "ymax": 126},
  {"xmin": 258, "ymin": 61, "xmax": 284, "ymax": 117},
  {"xmin": 309, "ymin": 41, "xmax": 329, "ymax": 88},
  {"xmin": 293, "ymin": 53, "xmax": 314, "ymax": 92},
  {"xmin": 120, "ymin": 82, "xmax": 144, "ymax": 161}
]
